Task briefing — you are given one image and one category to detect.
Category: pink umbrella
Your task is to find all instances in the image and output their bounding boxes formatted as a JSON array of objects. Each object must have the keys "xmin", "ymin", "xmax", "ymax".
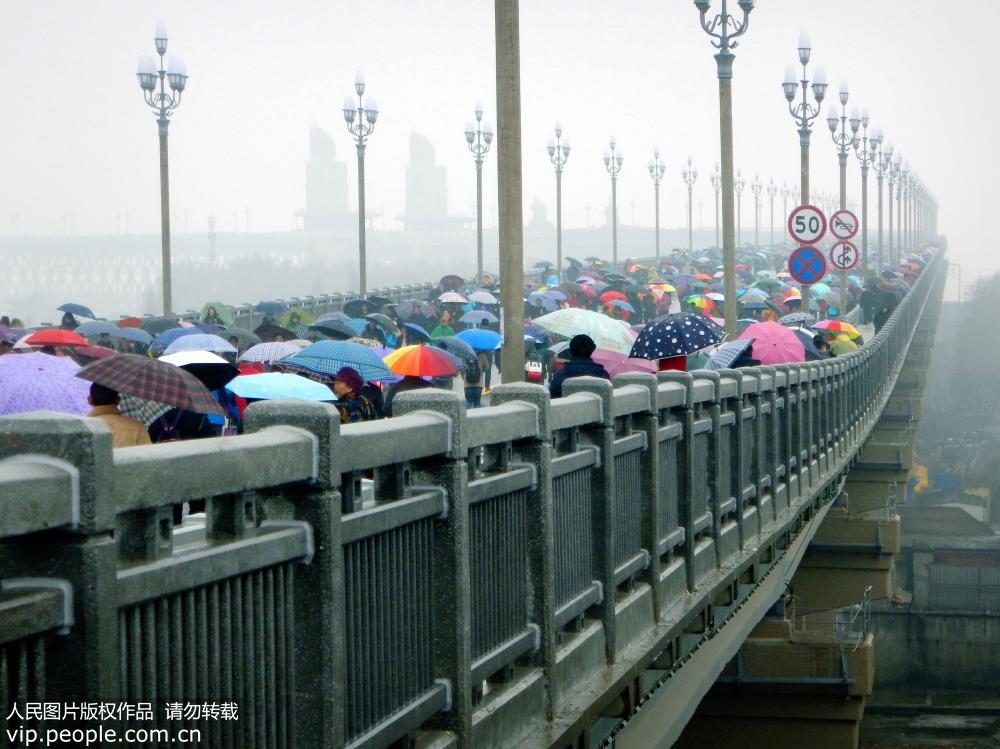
[
  {"xmin": 738, "ymin": 321, "xmax": 805, "ymax": 365},
  {"xmin": 591, "ymin": 348, "xmax": 658, "ymax": 378}
]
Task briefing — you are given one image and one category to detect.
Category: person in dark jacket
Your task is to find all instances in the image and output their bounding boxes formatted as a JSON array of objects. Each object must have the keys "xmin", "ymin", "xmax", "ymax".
[{"xmin": 549, "ymin": 334, "xmax": 611, "ymax": 398}]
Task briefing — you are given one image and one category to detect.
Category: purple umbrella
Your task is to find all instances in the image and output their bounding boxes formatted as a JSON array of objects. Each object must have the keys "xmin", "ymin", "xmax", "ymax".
[{"xmin": 0, "ymin": 352, "xmax": 91, "ymax": 416}]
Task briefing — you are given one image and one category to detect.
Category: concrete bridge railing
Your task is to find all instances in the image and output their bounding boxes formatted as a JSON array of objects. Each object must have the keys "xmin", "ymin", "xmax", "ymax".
[{"xmin": 0, "ymin": 251, "xmax": 944, "ymax": 748}]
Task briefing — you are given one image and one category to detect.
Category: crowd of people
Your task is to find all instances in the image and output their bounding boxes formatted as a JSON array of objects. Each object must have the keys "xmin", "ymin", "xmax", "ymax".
[{"xmin": 0, "ymin": 247, "xmax": 934, "ymax": 449}]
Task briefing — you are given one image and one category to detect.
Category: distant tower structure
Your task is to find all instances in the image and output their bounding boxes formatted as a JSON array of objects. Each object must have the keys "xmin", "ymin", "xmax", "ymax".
[
  {"xmin": 403, "ymin": 130, "xmax": 449, "ymax": 230},
  {"xmin": 302, "ymin": 126, "xmax": 349, "ymax": 232}
]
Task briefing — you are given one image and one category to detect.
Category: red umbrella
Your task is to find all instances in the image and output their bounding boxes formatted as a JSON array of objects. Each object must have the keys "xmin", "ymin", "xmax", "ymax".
[
  {"xmin": 738, "ymin": 321, "xmax": 805, "ymax": 365},
  {"xmin": 599, "ymin": 290, "xmax": 628, "ymax": 303},
  {"xmin": 117, "ymin": 317, "xmax": 142, "ymax": 328},
  {"xmin": 25, "ymin": 329, "xmax": 89, "ymax": 347},
  {"xmin": 75, "ymin": 345, "xmax": 117, "ymax": 360},
  {"xmin": 383, "ymin": 344, "xmax": 460, "ymax": 377}
]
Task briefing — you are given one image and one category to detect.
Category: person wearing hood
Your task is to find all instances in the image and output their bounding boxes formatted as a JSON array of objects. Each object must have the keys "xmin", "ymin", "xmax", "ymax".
[
  {"xmin": 331, "ymin": 366, "xmax": 377, "ymax": 423},
  {"xmin": 549, "ymin": 334, "xmax": 611, "ymax": 398}
]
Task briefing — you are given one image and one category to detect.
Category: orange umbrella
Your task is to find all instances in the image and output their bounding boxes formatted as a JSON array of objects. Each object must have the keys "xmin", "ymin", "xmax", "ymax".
[
  {"xmin": 694, "ymin": 273, "xmax": 712, "ymax": 281},
  {"xmin": 24, "ymin": 329, "xmax": 89, "ymax": 347},
  {"xmin": 383, "ymin": 344, "xmax": 461, "ymax": 377}
]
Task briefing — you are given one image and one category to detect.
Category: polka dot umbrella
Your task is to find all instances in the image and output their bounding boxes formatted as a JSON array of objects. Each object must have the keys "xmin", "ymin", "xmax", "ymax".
[{"xmin": 628, "ymin": 313, "xmax": 726, "ymax": 360}]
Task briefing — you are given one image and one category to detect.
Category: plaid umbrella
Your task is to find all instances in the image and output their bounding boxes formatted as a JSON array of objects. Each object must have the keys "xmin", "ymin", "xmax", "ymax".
[
  {"xmin": 707, "ymin": 339, "xmax": 753, "ymax": 370},
  {"xmin": 238, "ymin": 341, "xmax": 301, "ymax": 363},
  {"xmin": 119, "ymin": 395, "xmax": 173, "ymax": 426},
  {"xmin": 283, "ymin": 340, "xmax": 395, "ymax": 383},
  {"xmin": 77, "ymin": 354, "xmax": 224, "ymax": 415}
]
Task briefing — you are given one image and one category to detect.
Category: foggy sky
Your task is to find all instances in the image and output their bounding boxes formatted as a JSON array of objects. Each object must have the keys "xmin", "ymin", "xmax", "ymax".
[{"xmin": 1, "ymin": 0, "xmax": 991, "ymax": 297}]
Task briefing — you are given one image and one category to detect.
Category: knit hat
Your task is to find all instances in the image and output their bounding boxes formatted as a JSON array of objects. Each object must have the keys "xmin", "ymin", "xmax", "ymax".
[{"xmin": 333, "ymin": 366, "xmax": 364, "ymax": 392}]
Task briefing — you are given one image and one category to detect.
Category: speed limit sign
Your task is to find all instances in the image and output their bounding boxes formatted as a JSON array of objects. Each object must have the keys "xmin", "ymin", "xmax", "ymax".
[
  {"xmin": 829, "ymin": 241, "xmax": 859, "ymax": 271},
  {"xmin": 788, "ymin": 204, "xmax": 827, "ymax": 245}
]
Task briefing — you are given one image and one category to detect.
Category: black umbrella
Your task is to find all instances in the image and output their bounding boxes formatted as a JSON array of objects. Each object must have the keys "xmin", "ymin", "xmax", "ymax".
[
  {"xmin": 223, "ymin": 327, "xmax": 261, "ymax": 347},
  {"xmin": 254, "ymin": 324, "xmax": 297, "ymax": 342},
  {"xmin": 365, "ymin": 313, "xmax": 400, "ymax": 334},
  {"xmin": 310, "ymin": 322, "xmax": 356, "ymax": 340},
  {"xmin": 629, "ymin": 313, "xmax": 726, "ymax": 360},
  {"xmin": 139, "ymin": 316, "xmax": 180, "ymax": 334}
]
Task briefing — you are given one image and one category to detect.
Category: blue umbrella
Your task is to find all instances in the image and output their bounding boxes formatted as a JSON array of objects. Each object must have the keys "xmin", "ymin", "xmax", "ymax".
[
  {"xmin": 226, "ymin": 373, "xmax": 337, "ymax": 402},
  {"xmin": 629, "ymin": 313, "xmax": 725, "ymax": 360},
  {"xmin": 75, "ymin": 321, "xmax": 120, "ymax": 337},
  {"xmin": 117, "ymin": 327, "xmax": 153, "ymax": 345},
  {"xmin": 163, "ymin": 333, "xmax": 237, "ymax": 354},
  {"xmin": 403, "ymin": 322, "xmax": 430, "ymax": 340},
  {"xmin": 284, "ymin": 340, "xmax": 395, "ymax": 383},
  {"xmin": 460, "ymin": 310, "xmax": 499, "ymax": 325},
  {"xmin": 346, "ymin": 318, "xmax": 367, "ymax": 334},
  {"xmin": 58, "ymin": 303, "xmax": 95, "ymax": 319},
  {"xmin": 254, "ymin": 301, "xmax": 288, "ymax": 314},
  {"xmin": 150, "ymin": 327, "xmax": 202, "ymax": 349},
  {"xmin": 456, "ymin": 328, "xmax": 502, "ymax": 351},
  {"xmin": 609, "ymin": 300, "xmax": 636, "ymax": 313},
  {"xmin": 316, "ymin": 311, "xmax": 351, "ymax": 324},
  {"xmin": 527, "ymin": 292, "xmax": 558, "ymax": 312},
  {"xmin": 707, "ymin": 339, "xmax": 753, "ymax": 370}
]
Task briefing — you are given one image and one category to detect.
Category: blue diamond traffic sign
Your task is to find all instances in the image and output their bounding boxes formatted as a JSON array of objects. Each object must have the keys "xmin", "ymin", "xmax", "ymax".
[{"xmin": 788, "ymin": 246, "xmax": 827, "ymax": 286}]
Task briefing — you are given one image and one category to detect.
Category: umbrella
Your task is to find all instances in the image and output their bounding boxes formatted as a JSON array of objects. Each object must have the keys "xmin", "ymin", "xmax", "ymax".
[
  {"xmin": 342, "ymin": 298, "xmax": 378, "ymax": 318},
  {"xmin": 119, "ymin": 395, "xmax": 173, "ymax": 426},
  {"xmin": 456, "ymin": 328, "xmax": 502, "ymax": 351},
  {"xmin": 25, "ymin": 329, "xmax": 89, "ymax": 347},
  {"xmin": 0, "ymin": 325, "xmax": 18, "ymax": 344},
  {"xmin": 77, "ymin": 354, "xmax": 224, "ymax": 415},
  {"xmin": 162, "ymin": 333, "xmax": 237, "ymax": 355},
  {"xmin": 224, "ymin": 327, "xmax": 261, "ymax": 347},
  {"xmin": 57, "ymin": 303, "xmax": 96, "ymax": 319},
  {"xmin": 810, "ymin": 282, "xmax": 832, "ymax": 300},
  {"xmin": 150, "ymin": 327, "xmax": 202, "ymax": 350},
  {"xmin": 196, "ymin": 323, "xmax": 227, "ymax": 336},
  {"xmin": 469, "ymin": 290, "xmax": 499, "ymax": 305},
  {"xmin": 599, "ymin": 290, "xmax": 628, "ymax": 303},
  {"xmin": 284, "ymin": 340, "xmax": 395, "ymax": 383},
  {"xmin": 739, "ymin": 321, "xmax": 805, "ymax": 365},
  {"xmin": 116, "ymin": 317, "xmax": 142, "ymax": 329},
  {"xmin": 739, "ymin": 300, "xmax": 772, "ymax": 311},
  {"xmin": 740, "ymin": 288, "xmax": 769, "ymax": 300},
  {"xmin": 830, "ymin": 335, "xmax": 859, "ymax": 355},
  {"xmin": 140, "ymin": 316, "xmax": 180, "ymax": 334},
  {"xmin": 75, "ymin": 321, "xmax": 121, "ymax": 338},
  {"xmin": 73, "ymin": 345, "xmax": 118, "ymax": 362},
  {"xmin": 253, "ymin": 324, "xmax": 297, "ymax": 342},
  {"xmin": 460, "ymin": 310, "xmax": 499, "ymax": 325},
  {"xmin": 788, "ymin": 327, "xmax": 823, "ymax": 360},
  {"xmin": 779, "ymin": 312, "xmax": 816, "ymax": 327},
  {"xmin": 433, "ymin": 336, "xmax": 478, "ymax": 362},
  {"xmin": 254, "ymin": 301, "xmax": 288, "ymax": 315},
  {"xmin": 533, "ymin": 309, "xmax": 638, "ymax": 355},
  {"xmin": 239, "ymin": 341, "xmax": 301, "ymax": 363},
  {"xmin": 310, "ymin": 322, "xmax": 356, "ymax": 340},
  {"xmin": 346, "ymin": 319, "xmax": 368, "ymax": 334},
  {"xmin": 439, "ymin": 274, "xmax": 466, "ymax": 291},
  {"xmin": 813, "ymin": 320, "xmax": 861, "ymax": 339},
  {"xmin": 0, "ymin": 352, "xmax": 91, "ymax": 416},
  {"xmin": 608, "ymin": 300, "xmax": 636, "ymax": 313},
  {"xmin": 629, "ymin": 313, "xmax": 725, "ymax": 360},
  {"xmin": 115, "ymin": 327, "xmax": 153, "ymax": 345},
  {"xmin": 437, "ymin": 291, "xmax": 468, "ymax": 304},
  {"xmin": 288, "ymin": 339, "xmax": 312, "ymax": 349},
  {"xmin": 706, "ymin": 292, "xmax": 725, "ymax": 301},
  {"xmin": 226, "ymin": 372, "xmax": 337, "ymax": 402},
  {"xmin": 384, "ymin": 345, "xmax": 461, "ymax": 377},
  {"xmin": 160, "ymin": 350, "xmax": 240, "ymax": 391},
  {"xmin": 403, "ymin": 322, "xmax": 431, "ymax": 341},
  {"xmin": 365, "ymin": 313, "xmax": 400, "ymax": 334},
  {"xmin": 315, "ymin": 311, "xmax": 351, "ymax": 324},
  {"xmin": 199, "ymin": 302, "xmax": 232, "ymax": 326},
  {"xmin": 590, "ymin": 349, "xmax": 658, "ymax": 378},
  {"xmin": 703, "ymin": 340, "xmax": 751, "ymax": 370},
  {"xmin": 527, "ymin": 293, "xmax": 559, "ymax": 312}
]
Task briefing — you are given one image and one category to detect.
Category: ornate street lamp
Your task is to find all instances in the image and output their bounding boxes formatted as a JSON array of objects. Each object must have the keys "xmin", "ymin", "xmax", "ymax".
[
  {"xmin": 466, "ymin": 102, "xmax": 494, "ymax": 285},
  {"xmin": 767, "ymin": 178, "xmax": 778, "ymax": 245},
  {"xmin": 851, "ymin": 106, "xmax": 878, "ymax": 276},
  {"xmin": 681, "ymin": 157, "xmax": 698, "ymax": 252},
  {"xmin": 136, "ymin": 21, "xmax": 188, "ymax": 316},
  {"xmin": 547, "ymin": 122, "xmax": 570, "ymax": 278},
  {"xmin": 872, "ymin": 132, "xmax": 892, "ymax": 271},
  {"xmin": 750, "ymin": 173, "xmax": 763, "ymax": 246},
  {"xmin": 343, "ymin": 72, "xmax": 379, "ymax": 295},
  {"xmin": 648, "ymin": 149, "xmax": 666, "ymax": 259},
  {"xmin": 604, "ymin": 138, "xmax": 624, "ymax": 266}
]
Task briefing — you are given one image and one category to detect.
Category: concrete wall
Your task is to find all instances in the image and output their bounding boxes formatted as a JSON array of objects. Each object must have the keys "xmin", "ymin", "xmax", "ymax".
[{"xmin": 872, "ymin": 609, "xmax": 1000, "ymax": 687}]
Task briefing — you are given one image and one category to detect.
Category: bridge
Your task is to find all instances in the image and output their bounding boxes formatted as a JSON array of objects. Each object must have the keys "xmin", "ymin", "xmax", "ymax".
[{"xmin": 0, "ymin": 247, "xmax": 944, "ymax": 748}]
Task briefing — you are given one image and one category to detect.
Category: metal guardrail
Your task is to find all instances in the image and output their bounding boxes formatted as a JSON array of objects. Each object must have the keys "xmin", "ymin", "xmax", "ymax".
[{"xmin": 0, "ymin": 250, "xmax": 946, "ymax": 748}]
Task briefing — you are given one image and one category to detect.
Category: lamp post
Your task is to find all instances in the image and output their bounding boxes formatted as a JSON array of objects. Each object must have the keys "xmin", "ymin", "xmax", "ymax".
[
  {"xmin": 826, "ymin": 80, "xmax": 856, "ymax": 215},
  {"xmin": 781, "ymin": 182, "xmax": 793, "ymax": 242},
  {"xmin": 694, "ymin": 0, "xmax": 756, "ymax": 337},
  {"xmin": 343, "ymin": 72, "xmax": 379, "ymax": 296},
  {"xmin": 648, "ymin": 149, "xmax": 666, "ymax": 260},
  {"xmin": 734, "ymin": 170, "xmax": 745, "ymax": 246},
  {"xmin": 897, "ymin": 163, "xmax": 908, "ymax": 253},
  {"xmin": 783, "ymin": 31, "xmax": 827, "ymax": 315},
  {"xmin": 681, "ymin": 157, "xmax": 698, "ymax": 253},
  {"xmin": 851, "ymin": 107, "xmax": 877, "ymax": 276},
  {"xmin": 547, "ymin": 122, "xmax": 570, "ymax": 278},
  {"xmin": 886, "ymin": 151, "xmax": 897, "ymax": 266},
  {"xmin": 872, "ymin": 133, "xmax": 892, "ymax": 272},
  {"xmin": 750, "ymin": 174, "xmax": 763, "ymax": 246},
  {"xmin": 136, "ymin": 21, "xmax": 188, "ymax": 316},
  {"xmin": 604, "ymin": 139, "xmax": 624, "ymax": 266},
  {"xmin": 465, "ymin": 102, "xmax": 494, "ymax": 285},
  {"xmin": 710, "ymin": 163, "xmax": 721, "ymax": 248},
  {"xmin": 766, "ymin": 178, "xmax": 778, "ymax": 245}
]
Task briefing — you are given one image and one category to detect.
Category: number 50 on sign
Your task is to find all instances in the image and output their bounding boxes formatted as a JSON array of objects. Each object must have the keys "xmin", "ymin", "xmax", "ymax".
[{"xmin": 787, "ymin": 205, "xmax": 827, "ymax": 245}]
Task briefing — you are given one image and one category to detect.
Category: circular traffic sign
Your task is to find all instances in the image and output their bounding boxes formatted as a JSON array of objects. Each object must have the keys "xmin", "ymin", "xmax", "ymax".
[
  {"xmin": 787, "ymin": 204, "xmax": 827, "ymax": 245},
  {"xmin": 788, "ymin": 245, "xmax": 828, "ymax": 286},
  {"xmin": 829, "ymin": 209, "xmax": 859, "ymax": 241},
  {"xmin": 829, "ymin": 241, "xmax": 859, "ymax": 271}
]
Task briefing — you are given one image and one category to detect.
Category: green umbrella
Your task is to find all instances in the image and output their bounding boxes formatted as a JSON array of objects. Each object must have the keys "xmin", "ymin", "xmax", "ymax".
[{"xmin": 200, "ymin": 301, "xmax": 232, "ymax": 326}]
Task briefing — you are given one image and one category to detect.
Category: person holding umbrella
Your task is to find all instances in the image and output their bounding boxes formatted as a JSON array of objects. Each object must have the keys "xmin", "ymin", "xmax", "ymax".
[
  {"xmin": 549, "ymin": 335, "xmax": 611, "ymax": 398},
  {"xmin": 86, "ymin": 383, "xmax": 151, "ymax": 448}
]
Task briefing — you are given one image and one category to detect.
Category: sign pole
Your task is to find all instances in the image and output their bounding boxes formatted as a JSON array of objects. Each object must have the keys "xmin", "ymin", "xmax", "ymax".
[{"xmin": 829, "ymin": 209, "xmax": 860, "ymax": 320}]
